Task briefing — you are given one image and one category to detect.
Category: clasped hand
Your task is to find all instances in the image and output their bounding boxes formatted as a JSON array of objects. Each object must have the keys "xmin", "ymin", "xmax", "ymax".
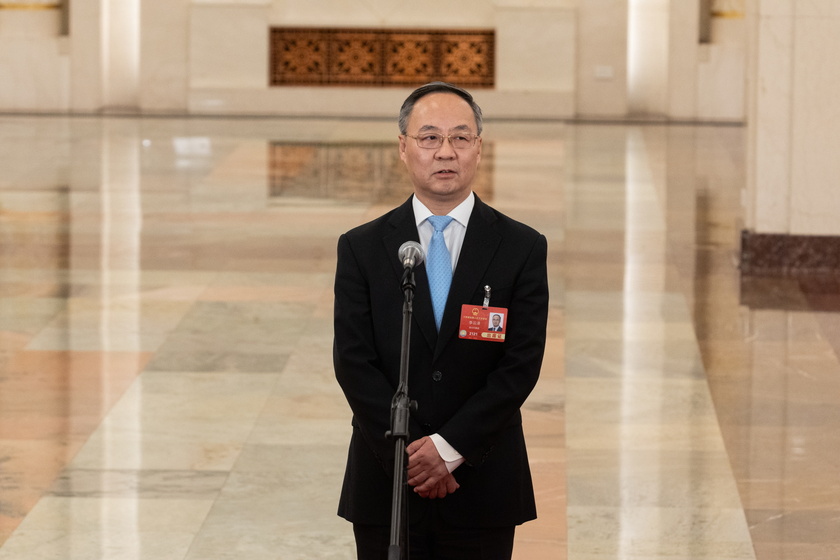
[{"xmin": 405, "ymin": 436, "xmax": 460, "ymax": 499}]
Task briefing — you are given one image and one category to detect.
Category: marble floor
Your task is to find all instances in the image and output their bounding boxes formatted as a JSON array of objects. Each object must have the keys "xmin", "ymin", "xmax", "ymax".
[{"xmin": 0, "ymin": 113, "xmax": 837, "ymax": 560}]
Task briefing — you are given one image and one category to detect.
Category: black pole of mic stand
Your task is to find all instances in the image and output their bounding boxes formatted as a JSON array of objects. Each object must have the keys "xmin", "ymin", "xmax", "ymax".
[{"xmin": 385, "ymin": 265, "xmax": 418, "ymax": 560}]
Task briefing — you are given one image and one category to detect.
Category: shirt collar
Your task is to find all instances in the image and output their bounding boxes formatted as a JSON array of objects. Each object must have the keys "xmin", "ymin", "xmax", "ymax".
[{"xmin": 412, "ymin": 192, "xmax": 475, "ymax": 228}]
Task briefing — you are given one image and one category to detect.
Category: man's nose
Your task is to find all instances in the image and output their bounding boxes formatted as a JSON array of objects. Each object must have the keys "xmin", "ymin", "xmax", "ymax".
[{"xmin": 435, "ymin": 137, "xmax": 457, "ymax": 157}]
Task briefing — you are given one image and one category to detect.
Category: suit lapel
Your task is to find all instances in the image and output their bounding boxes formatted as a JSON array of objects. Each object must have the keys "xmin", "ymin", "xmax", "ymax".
[{"xmin": 383, "ymin": 197, "xmax": 438, "ymax": 352}]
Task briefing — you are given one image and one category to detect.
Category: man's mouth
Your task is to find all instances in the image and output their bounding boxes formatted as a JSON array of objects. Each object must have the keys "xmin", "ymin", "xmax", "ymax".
[{"xmin": 435, "ymin": 169, "xmax": 457, "ymax": 175}]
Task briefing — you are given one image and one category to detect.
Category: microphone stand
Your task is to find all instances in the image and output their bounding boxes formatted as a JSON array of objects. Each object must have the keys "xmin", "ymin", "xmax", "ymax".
[{"xmin": 385, "ymin": 265, "xmax": 418, "ymax": 560}]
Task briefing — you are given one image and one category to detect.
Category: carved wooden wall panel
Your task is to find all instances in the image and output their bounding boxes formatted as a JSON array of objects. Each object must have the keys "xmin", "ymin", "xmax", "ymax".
[{"xmin": 270, "ymin": 28, "xmax": 494, "ymax": 87}]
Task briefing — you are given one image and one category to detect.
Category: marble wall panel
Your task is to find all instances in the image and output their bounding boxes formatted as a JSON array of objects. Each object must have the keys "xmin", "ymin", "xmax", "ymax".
[
  {"xmin": 757, "ymin": 0, "xmax": 794, "ymax": 17},
  {"xmin": 789, "ymin": 12, "xmax": 840, "ymax": 235},
  {"xmin": 697, "ymin": 27, "xmax": 746, "ymax": 122},
  {"xmin": 794, "ymin": 0, "xmax": 840, "ymax": 17},
  {"xmin": 745, "ymin": 0, "xmax": 840, "ymax": 239},
  {"xmin": 189, "ymin": 3, "xmax": 269, "ymax": 89},
  {"xmin": 189, "ymin": 87, "xmax": 574, "ymax": 120},
  {"xmin": 696, "ymin": 19, "xmax": 746, "ymax": 122},
  {"xmin": 0, "ymin": 0, "xmax": 66, "ymax": 111},
  {"xmin": 576, "ymin": 0, "xmax": 628, "ymax": 118},
  {"xmin": 139, "ymin": 0, "xmax": 190, "ymax": 112},
  {"xmin": 0, "ymin": 0, "xmax": 758, "ymax": 120},
  {"xmin": 268, "ymin": 0, "xmax": 495, "ymax": 29},
  {"xmin": 0, "ymin": 8, "xmax": 60, "ymax": 37},
  {"xmin": 750, "ymin": 9, "xmax": 793, "ymax": 233},
  {"xmin": 0, "ymin": 37, "xmax": 69, "ymax": 110},
  {"xmin": 495, "ymin": 5, "xmax": 575, "ymax": 92},
  {"xmin": 667, "ymin": 1, "xmax": 700, "ymax": 119},
  {"xmin": 188, "ymin": 0, "xmax": 575, "ymax": 117}
]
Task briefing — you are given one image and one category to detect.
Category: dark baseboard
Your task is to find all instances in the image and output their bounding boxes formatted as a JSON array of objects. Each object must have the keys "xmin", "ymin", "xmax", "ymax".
[{"xmin": 740, "ymin": 230, "xmax": 840, "ymax": 276}]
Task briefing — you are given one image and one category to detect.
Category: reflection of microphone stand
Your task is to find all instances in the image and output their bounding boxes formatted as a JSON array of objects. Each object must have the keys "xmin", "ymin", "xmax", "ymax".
[{"xmin": 385, "ymin": 263, "xmax": 419, "ymax": 560}]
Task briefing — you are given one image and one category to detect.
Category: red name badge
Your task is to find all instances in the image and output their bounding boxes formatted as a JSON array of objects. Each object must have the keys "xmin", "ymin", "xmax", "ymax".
[{"xmin": 459, "ymin": 305, "xmax": 509, "ymax": 342}]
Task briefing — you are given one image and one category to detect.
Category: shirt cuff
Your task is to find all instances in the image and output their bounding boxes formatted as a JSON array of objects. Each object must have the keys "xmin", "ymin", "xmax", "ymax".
[{"xmin": 429, "ymin": 433, "xmax": 465, "ymax": 473}]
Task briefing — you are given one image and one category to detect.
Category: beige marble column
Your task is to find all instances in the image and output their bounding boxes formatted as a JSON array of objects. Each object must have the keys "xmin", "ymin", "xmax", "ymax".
[
  {"xmin": 68, "ymin": 0, "xmax": 104, "ymax": 111},
  {"xmin": 628, "ymin": 0, "xmax": 669, "ymax": 115},
  {"xmin": 742, "ymin": 0, "xmax": 840, "ymax": 273},
  {"xmin": 69, "ymin": 0, "xmax": 139, "ymax": 112},
  {"xmin": 667, "ymin": 0, "xmax": 701, "ymax": 119}
]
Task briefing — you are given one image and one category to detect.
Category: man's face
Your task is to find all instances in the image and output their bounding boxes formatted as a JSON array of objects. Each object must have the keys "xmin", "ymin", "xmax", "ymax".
[
  {"xmin": 399, "ymin": 92, "xmax": 482, "ymax": 209},
  {"xmin": 492, "ymin": 315, "xmax": 501, "ymax": 327}
]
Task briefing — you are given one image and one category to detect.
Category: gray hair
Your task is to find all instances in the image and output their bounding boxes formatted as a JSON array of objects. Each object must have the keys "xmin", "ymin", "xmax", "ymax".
[{"xmin": 398, "ymin": 82, "xmax": 483, "ymax": 136}]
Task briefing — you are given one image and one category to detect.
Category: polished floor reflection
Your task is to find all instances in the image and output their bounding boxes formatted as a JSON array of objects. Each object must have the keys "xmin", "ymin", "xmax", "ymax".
[{"xmin": 0, "ymin": 115, "xmax": 837, "ymax": 559}]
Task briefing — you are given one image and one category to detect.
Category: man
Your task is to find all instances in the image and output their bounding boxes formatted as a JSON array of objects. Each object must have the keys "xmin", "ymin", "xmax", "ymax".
[
  {"xmin": 488, "ymin": 314, "xmax": 504, "ymax": 332},
  {"xmin": 334, "ymin": 82, "xmax": 549, "ymax": 560}
]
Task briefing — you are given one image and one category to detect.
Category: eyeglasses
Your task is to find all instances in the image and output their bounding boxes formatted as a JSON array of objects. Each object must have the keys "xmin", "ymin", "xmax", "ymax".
[{"xmin": 405, "ymin": 132, "xmax": 479, "ymax": 150}]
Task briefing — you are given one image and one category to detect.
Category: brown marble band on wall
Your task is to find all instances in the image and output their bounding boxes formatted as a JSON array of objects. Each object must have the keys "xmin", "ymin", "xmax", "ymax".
[
  {"xmin": 740, "ymin": 229, "xmax": 840, "ymax": 276},
  {"xmin": 269, "ymin": 27, "xmax": 495, "ymax": 88}
]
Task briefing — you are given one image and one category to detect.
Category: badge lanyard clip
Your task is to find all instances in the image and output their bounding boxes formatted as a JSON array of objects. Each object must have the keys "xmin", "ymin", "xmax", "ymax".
[{"xmin": 483, "ymin": 285, "xmax": 491, "ymax": 309}]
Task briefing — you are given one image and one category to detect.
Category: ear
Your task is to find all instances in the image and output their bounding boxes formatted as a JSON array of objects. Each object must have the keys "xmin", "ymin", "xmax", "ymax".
[
  {"xmin": 476, "ymin": 135, "xmax": 483, "ymax": 163},
  {"xmin": 398, "ymin": 135, "xmax": 408, "ymax": 163}
]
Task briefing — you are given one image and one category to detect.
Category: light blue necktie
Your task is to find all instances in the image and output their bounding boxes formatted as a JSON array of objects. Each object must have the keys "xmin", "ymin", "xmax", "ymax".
[{"xmin": 426, "ymin": 215, "xmax": 454, "ymax": 331}]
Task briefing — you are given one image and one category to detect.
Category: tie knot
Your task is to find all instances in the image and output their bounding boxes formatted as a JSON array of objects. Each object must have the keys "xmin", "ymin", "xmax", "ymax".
[{"xmin": 427, "ymin": 215, "xmax": 454, "ymax": 233}]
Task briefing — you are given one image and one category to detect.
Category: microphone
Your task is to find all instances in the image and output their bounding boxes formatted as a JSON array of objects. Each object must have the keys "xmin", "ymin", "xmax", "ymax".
[{"xmin": 398, "ymin": 241, "xmax": 424, "ymax": 270}]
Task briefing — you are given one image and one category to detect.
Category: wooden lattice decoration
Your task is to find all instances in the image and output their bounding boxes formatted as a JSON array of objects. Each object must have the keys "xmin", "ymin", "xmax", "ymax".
[{"xmin": 270, "ymin": 28, "xmax": 494, "ymax": 88}]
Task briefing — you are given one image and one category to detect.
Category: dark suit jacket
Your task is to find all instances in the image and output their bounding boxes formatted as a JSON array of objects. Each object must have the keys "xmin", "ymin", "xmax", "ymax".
[{"xmin": 334, "ymin": 194, "xmax": 548, "ymax": 528}]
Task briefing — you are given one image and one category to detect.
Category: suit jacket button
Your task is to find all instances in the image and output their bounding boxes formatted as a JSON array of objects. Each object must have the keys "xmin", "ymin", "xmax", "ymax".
[{"xmin": 432, "ymin": 371, "xmax": 442, "ymax": 381}]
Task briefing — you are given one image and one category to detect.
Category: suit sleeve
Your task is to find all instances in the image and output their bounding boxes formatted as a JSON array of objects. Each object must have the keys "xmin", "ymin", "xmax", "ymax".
[
  {"xmin": 439, "ymin": 233, "xmax": 549, "ymax": 467},
  {"xmin": 333, "ymin": 233, "xmax": 408, "ymax": 472}
]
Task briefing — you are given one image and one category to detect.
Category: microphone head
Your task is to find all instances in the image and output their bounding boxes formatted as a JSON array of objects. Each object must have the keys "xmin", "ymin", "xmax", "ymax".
[{"xmin": 398, "ymin": 241, "xmax": 424, "ymax": 268}]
